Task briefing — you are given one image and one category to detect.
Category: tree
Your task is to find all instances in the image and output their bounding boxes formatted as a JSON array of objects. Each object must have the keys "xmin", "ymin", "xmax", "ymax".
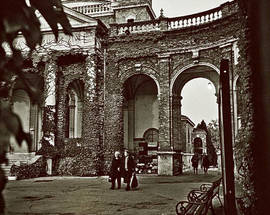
[
  {"xmin": 207, "ymin": 120, "xmax": 220, "ymax": 151},
  {"xmin": 0, "ymin": 0, "xmax": 72, "ymax": 213}
]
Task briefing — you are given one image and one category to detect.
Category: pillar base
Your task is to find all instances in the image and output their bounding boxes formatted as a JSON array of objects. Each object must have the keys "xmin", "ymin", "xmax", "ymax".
[
  {"xmin": 46, "ymin": 158, "xmax": 52, "ymax": 175},
  {"xmin": 157, "ymin": 151, "xmax": 175, "ymax": 176}
]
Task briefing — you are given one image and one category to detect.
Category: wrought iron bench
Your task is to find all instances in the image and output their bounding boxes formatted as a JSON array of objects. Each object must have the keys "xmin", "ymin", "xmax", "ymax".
[{"xmin": 176, "ymin": 178, "xmax": 223, "ymax": 215}]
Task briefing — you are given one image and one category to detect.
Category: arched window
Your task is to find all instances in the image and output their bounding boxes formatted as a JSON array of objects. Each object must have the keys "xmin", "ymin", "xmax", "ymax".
[
  {"xmin": 143, "ymin": 128, "xmax": 159, "ymax": 142},
  {"xmin": 66, "ymin": 80, "xmax": 84, "ymax": 138}
]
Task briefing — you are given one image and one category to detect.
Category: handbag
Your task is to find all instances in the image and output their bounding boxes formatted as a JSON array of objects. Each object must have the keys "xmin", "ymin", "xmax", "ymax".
[{"xmin": 131, "ymin": 173, "xmax": 138, "ymax": 189}]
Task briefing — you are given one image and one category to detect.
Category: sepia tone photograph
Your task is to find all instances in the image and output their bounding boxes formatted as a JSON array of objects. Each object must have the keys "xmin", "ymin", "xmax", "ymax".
[{"xmin": 0, "ymin": 0, "xmax": 269, "ymax": 214}]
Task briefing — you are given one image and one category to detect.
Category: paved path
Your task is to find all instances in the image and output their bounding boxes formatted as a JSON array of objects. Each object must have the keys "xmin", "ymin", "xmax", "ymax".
[{"xmin": 3, "ymin": 171, "xmax": 224, "ymax": 215}]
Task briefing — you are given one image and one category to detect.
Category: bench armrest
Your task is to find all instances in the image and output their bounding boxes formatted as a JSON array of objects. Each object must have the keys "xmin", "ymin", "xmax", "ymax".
[
  {"xmin": 200, "ymin": 183, "xmax": 212, "ymax": 192},
  {"xmin": 187, "ymin": 190, "xmax": 208, "ymax": 203}
]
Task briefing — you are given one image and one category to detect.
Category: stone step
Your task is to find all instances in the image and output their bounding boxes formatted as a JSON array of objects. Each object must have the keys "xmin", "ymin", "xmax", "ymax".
[{"xmin": 1, "ymin": 153, "xmax": 38, "ymax": 176}]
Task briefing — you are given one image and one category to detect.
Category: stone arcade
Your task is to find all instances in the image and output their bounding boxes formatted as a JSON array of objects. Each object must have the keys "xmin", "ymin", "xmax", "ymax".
[{"xmin": 5, "ymin": 0, "xmax": 243, "ymax": 176}]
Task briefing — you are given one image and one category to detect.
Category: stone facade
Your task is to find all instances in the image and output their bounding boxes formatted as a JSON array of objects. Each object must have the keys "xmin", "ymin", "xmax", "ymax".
[{"xmin": 9, "ymin": 0, "xmax": 248, "ymax": 176}]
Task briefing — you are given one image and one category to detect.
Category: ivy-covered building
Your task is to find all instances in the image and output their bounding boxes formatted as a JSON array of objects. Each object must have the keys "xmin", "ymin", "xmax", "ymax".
[{"xmin": 5, "ymin": 0, "xmax": 246, "ymax": 178}]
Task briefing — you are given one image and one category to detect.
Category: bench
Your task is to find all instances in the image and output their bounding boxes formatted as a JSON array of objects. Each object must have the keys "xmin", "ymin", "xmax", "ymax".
[{"xmin": 176, "ymin": 178, "xmax": 223, "ymax": 215}]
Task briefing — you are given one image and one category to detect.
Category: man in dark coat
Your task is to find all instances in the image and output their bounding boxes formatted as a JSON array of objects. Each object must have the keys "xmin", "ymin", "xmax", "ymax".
[
  {"xmin": 202, "ymin": 153, "xmax": 210, "ymax": 174},
  {"xmin": 110, "ymin": 151, "xmax": 121, "ymax": 189},
  {"xmin": 191, "ymin": 153, "xmax": 199, "ymax": 174},
  {"xmin": 121, "ymin": 149, "xmax": 135, "ymax": 191}
]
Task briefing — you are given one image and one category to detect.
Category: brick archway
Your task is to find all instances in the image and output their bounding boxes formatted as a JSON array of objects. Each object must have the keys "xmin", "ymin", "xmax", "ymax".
[
  {"xmin": 119, "ymin": 65, "xmax": 160, "ymax": 97},
  {"xmin": 171, "ymin": 62, "xmax": 220, "ymax": 95},
  {"xmin": 170, "ymin": 63, "xmax": 220, "ymax": 155},
  {"xmin": 122, "ymin": 73, "xmax": 159, "ymax": 152}
]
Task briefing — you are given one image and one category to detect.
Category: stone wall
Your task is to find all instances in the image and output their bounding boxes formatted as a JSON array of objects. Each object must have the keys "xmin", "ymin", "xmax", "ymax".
[
  {"xmin": 105, "ymin": 1, "xmax": 244, "ymax": 175},
  {"xmin": 18, "ymin": 1, "xmax": 250, "ymax": 178},
  {"xmin": 115, "ymin": 6, "xmax": 152, "ymax": 23}
]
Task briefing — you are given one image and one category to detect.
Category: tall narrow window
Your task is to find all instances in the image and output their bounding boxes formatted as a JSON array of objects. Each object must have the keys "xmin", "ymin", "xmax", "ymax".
[{"xmin": 66, "ymin": 80, "xmax": 84, "ymax": 138}]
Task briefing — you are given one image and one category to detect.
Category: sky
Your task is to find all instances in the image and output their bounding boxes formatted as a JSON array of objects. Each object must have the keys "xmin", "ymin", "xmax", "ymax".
[
  {"xmin": 152, "ymin": 0, "xmax": 230, "ymax": 17},
  {"xmin": 152, "ymin": 0, "xmax": 230, "ymax": 126},
  {"xmin": 181, "ymin": 78, "xmax": 218, "ymax": 126}
]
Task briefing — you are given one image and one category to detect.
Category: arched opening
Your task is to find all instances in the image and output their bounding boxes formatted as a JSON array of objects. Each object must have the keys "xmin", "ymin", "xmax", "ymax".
[
  {"xmin": 171, "ymin": 64, "xmax": 219, "ymax": 153},
  {"xmin": 11, "ymin": 89, "xmax": 42, "ymax": 152},
  {"xmin": 143, "ymin": 128, "xmax": 159, "ymax": 142},
  {"xmin": 171, "ymin": 64, "xmax": 219, "ymax": 170},
  {"xmin": 65, "ymin": 80, "xmax": 84, "ymax": 138},
  {"xmin": 123, "ymin": 74, "xmax": 159, "ymax": 152}
]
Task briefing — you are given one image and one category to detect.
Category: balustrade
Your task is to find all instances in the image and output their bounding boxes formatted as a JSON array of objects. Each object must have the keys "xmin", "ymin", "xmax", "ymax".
[
  {"xmin": 72, "ymin": 2, "xmax": 112, "ymax": 15},
  {"xmin": 168, "ymin": 9, "xmax": 222, "ymax": 30},
  {"xmin": 66, "ymin": 1, "xmax": 235, "ymax": 36},
  {"xmin": 116, "ymin": 21, "xmax": 160, "ymax": 35},
  {"xmin": 111, "ymin": 3, "xmax": 228, "ymax": 36}
]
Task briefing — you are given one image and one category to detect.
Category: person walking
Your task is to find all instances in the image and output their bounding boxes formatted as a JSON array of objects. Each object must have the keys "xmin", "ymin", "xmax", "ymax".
[
  {"xmin": 121, "ymin": 149, "xmax": 135, "ymax": 191},
  {"xmin": 202, "ymin": 153, "xmax": 210, "ymax": 174},
  {"xmin": 191, "ymin": 153, "xmax": 199, "ymax": 174},
  {"xmin": 109, "ymin": 151, "xmax": 121, "ymax": 190}
]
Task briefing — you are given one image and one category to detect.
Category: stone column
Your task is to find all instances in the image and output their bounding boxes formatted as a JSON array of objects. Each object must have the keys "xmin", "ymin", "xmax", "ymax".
[
  {"xmin": 171, "ymin": 94, "xmax": 183, "ymax": 175},
  {"xmin": 123, "ymin": 100, "xmax": 128, "ymax": 148},
  {"xmin": 43, "ymin": 58, "xmax": 57, "ymax": 146},
  {"xmin": 157, "ymin": 54, "xmax": 174, "ymax": 176},
  {"xmin": 55, "ymin": 68, "xmax": 65, "ymax": 145},
  {"xmin": 128, "ymin": 99, "xmax": 135, "ymax": 150},
  {"xmin": 171, "ymin": 94, "xmax": 182, "ymax": 151},
  {"xmin": 104, "ymin": 56, "xmax": 124, "ymax": 158},
  {"xmin": 83, "ymin": 55, "xmax": 100, "ymax": 149},
  {"xmin": 43, "ymin": 58, "xmax": 57, "ymax": 176}
]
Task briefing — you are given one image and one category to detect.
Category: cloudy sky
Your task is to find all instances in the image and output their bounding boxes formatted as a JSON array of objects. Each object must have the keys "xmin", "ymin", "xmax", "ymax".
[{"xmin": 152, "ymin": 0, "xmax": 230, "ymax": 126}]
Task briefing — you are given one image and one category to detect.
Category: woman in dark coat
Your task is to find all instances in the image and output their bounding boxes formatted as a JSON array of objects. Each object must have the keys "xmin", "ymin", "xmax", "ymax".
[{"xmin": 110, "ymin": 151, "xmax": 121, "ymax": 189}]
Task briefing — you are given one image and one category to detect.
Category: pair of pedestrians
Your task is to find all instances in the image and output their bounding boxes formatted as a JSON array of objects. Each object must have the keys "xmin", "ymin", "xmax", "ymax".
[
  {"xmin": 191, "ymin": 153, "xmax": 209, "ymax": 174},
  {"xmin": 109, "ymin": 149, "xmax": 137, "ymax": 191}
]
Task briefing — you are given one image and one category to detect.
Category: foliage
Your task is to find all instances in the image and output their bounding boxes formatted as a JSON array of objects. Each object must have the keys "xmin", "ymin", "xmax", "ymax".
[
  {"xmin": 10, "ymin": 157, "xmax": 47, "ymax": 180},
  {"xmin": 233, "ymin": 3, "xmax": 256, "ymax": 213},
  {"xmin": 0, "ymin": 0, "xmax": 72, "ymax": 213},
  {"xmin": 196, "ymin": 120, "xmax": 217, "ymax": 166},
  {"xmin": 36, "ymin": 138, "xmax": 59, "ymax": 158},
  {"xmin": 207, "ymin": 120, "xmax": 220, "ymax": 151},
  {"xmin": 56, "ymin": 147, "xmax": 104, "ymax": 176},
  {"xmin": 235, "ymin": 128, "xmax": 256, "ymax": 214}
]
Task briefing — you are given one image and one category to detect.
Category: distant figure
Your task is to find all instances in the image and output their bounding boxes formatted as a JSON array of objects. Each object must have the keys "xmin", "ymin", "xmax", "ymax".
[
  {"xmin": 109, "ymin": 151, "xmax": 121, "ymax": 190},
  {"xmin": 121, "ymin": 149, "xmax": 135, "ymax": 191},
  {"xmin": 202, "ymin": 154, "xmax": 210, "ymax": 174},
  {"xmin": 191, "ymin": 153, "xmax": 199, "ymax": 174}
]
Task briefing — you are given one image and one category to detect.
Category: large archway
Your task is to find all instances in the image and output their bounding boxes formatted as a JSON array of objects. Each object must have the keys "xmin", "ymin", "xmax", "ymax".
[
  {"xmin": 123, "ymin": 74, "xmax": 159, "ymax": 155},
  {"xmin": 171, "ymin": 64, "xmax": 219, "ymax": 153}
]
